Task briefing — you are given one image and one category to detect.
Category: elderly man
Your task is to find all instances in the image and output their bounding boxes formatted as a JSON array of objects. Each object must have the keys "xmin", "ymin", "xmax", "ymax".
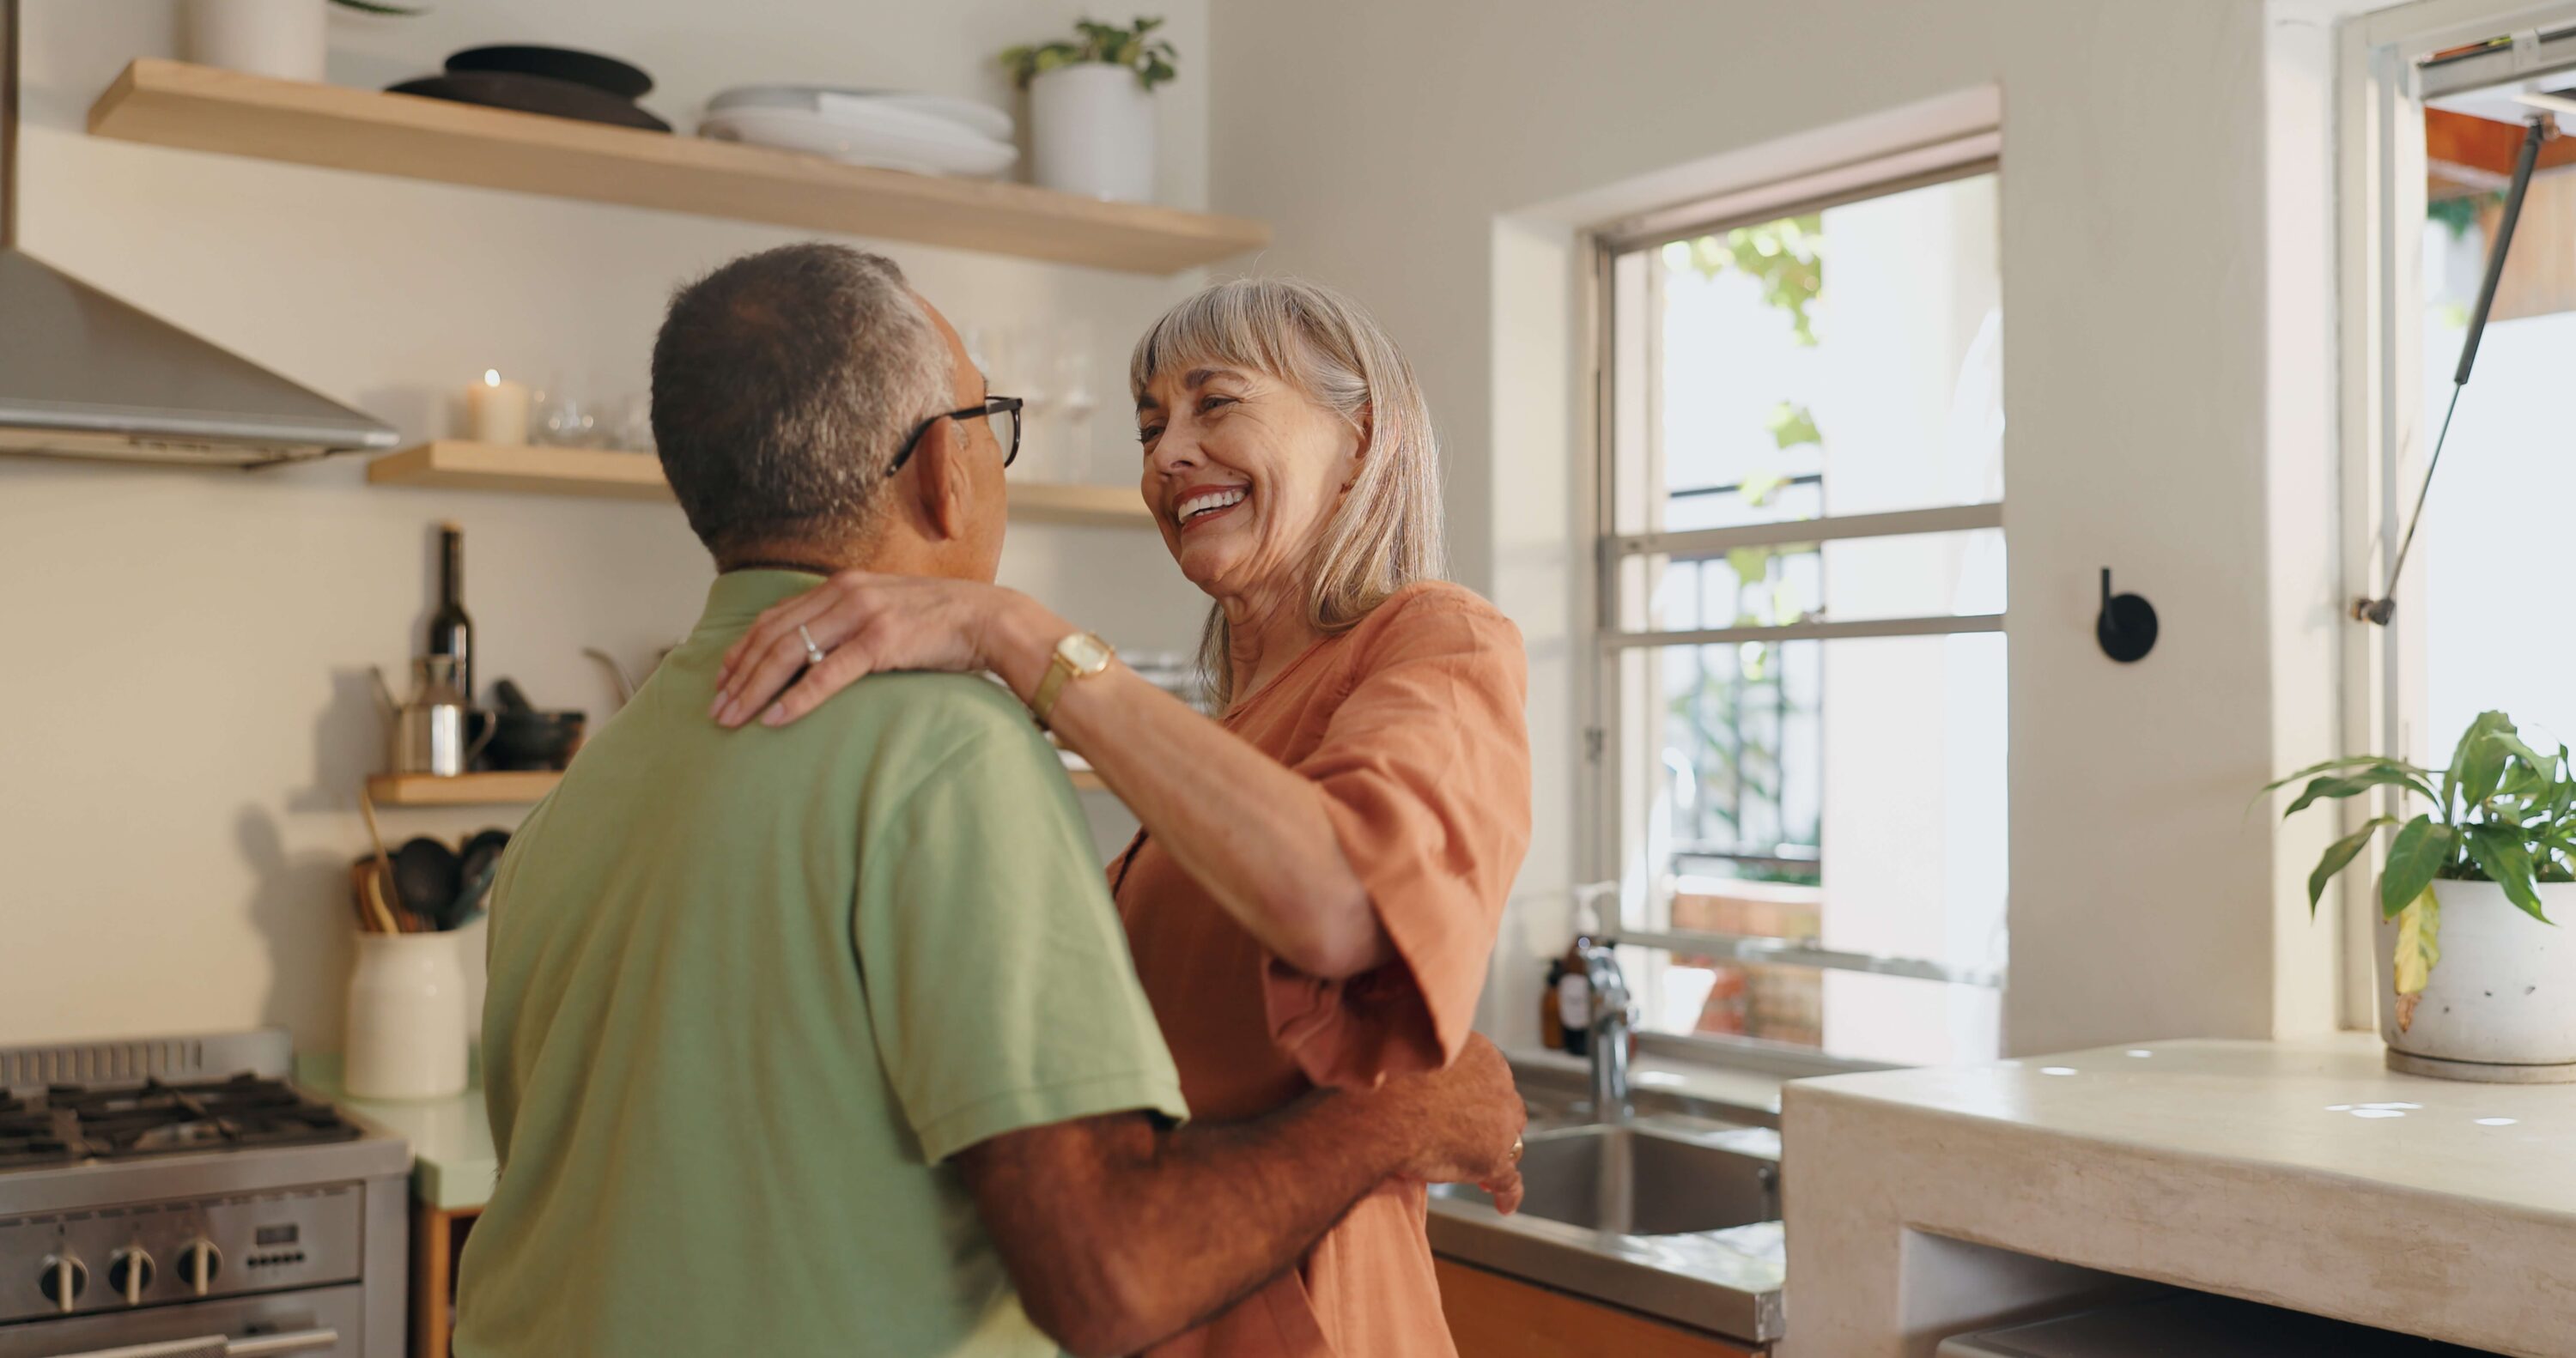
[{"xmin": 449, "ymin": 242, "xmax": 1524, "ymax": 1358}]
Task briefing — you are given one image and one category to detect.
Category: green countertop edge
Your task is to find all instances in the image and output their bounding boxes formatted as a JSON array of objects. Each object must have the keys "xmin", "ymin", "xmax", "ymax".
[{"xmin": 298, "ymin": 1052, "xmax": 496, "ymax": 1214}]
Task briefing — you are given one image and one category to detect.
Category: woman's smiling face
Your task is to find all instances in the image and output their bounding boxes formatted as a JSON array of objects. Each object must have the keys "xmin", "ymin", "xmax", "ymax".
[{"xmin": 1138, "ymin": 362, "xmax": 1360, "ymax": 606}]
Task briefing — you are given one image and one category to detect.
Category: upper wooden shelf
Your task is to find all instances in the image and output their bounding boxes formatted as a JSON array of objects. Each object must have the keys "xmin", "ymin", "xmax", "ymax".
[
  {"xmin": 368, "ymin": 440, "xmax": 1156, "ymax": 528},
  {"xmin": 367, "ymin": 770, "xmax": 560, "ymax": 807},
  {"xmin": 87, "ymin": 59, "xmax": 1267, "ymax": 275}
]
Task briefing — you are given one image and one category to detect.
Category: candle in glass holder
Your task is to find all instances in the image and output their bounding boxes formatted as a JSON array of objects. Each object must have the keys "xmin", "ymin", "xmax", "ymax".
[{"xmin": 466, "ymin": 369, "xmax": 531, "ymax": 446}]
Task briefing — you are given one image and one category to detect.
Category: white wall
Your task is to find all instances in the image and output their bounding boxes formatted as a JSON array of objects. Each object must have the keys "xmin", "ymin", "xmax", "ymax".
[
  {"xmin": 0, "ymin": 0, "xmax": 1212, "ymax": 1051},
  {"xmin": 1210, "ymin": 0, "xmax": 2344, "ymax": 1055}
]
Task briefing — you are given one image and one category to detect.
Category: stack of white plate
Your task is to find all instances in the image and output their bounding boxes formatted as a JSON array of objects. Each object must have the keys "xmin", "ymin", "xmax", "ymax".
[{"xmin": 699, "ymin": 85, "xmax": 1017, "ymax": 178}]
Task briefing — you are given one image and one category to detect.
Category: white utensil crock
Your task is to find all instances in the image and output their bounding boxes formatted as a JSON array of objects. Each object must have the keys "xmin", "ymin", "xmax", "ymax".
[
  {"xmin": 345, "ymin": 930, "xmax": 471, "ymax": 1100},
  {"xmin": 183, "ymin": 0, "xmax": 328, "ymax": 82},
  {"xmin": 1028, "ymin": 64, "xmax": 1156, "ymax": 202},
  {"xmin": 2375, "ymin": 878, "xmax": 2576, "ymax": 1081}
]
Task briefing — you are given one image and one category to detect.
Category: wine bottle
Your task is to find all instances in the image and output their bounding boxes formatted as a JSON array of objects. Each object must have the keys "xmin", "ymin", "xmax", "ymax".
[{"xmin": 428, "ymin": 522, "xmax": 474, "ymax": 704}]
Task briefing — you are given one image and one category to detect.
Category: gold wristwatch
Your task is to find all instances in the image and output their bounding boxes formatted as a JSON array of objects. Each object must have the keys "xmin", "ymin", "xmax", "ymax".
[{"xmin": 1031, "ymin": 631, "xmax": 1115, "ymax": 727}]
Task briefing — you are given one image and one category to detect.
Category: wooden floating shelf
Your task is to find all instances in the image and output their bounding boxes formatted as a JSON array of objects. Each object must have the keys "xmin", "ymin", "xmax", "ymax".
[
  {"xmin": 367, "ymin": 770, "xmax": 560, "ymax": 807},
  {"xmin": 88, "ymin": 59, "xmax": 1267, "ymax": 275},
  {"xmin": 367, "ymin": 441, "xmax": 668, "ymax": 500},
  {"xmin": 368, "ymin": 441, "xmax": 1156, "ymax": 527},
  {"xmin": 1005, "ymin": 481, "xmax": 1157, "ymax": 529}
]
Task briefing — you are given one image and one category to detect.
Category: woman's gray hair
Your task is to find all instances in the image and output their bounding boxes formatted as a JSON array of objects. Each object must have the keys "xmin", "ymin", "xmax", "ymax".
[
  {"xmin": 652, "ymin": 242, "xmax": 951, "ymax": 560},
  {"xmin": 1130, "ymin": 277, "xmax": 1446, "ymax": 705}
]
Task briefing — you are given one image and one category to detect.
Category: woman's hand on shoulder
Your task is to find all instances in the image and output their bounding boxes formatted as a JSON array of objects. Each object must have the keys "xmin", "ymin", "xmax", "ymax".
[{"xmin": 712, "ymin": 573, "xmax": 1012, "ymax": 727}]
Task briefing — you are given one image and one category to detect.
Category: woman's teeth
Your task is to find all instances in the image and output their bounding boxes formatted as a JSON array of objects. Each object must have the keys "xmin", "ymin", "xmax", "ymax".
[{"xmin": 1178, "ymin": 488, "xmax": 1247, "ymax": 524}]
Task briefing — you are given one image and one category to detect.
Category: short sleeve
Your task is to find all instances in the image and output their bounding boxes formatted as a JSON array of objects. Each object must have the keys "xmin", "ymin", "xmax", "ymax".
[
  {"xmin": 856, "ymin": 712, "xmax": 1188, "ymax": 1163},
  {"xmin": 1265, "ymin": 590, "xmax": 1533, "ymax": 1088}
]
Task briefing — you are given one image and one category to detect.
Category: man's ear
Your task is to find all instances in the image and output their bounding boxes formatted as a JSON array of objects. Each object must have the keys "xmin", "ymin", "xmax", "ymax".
[{"xmin": 909, "ymin": 415, "xmax": 970, "ymax": 542}]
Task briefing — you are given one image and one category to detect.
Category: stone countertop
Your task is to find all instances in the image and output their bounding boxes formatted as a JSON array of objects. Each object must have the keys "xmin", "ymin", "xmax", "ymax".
[
  {"xmin": 1780, "ymin": 1034, "xmax": 2576, "ymax": 1357},
  {"xmin": 299, "ymin": 1054, "xmax": 496, "ymax": 1213}
]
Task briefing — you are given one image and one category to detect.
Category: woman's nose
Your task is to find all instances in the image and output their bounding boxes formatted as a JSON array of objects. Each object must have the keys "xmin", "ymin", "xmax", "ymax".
[{"xmin": 1146, "ymin": 424, "xmax": 1202, "ymax": 474}]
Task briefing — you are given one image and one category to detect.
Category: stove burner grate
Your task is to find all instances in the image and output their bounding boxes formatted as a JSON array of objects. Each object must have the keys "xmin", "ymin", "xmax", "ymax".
[{"xmin": 0, "ymin": 1073, "xmax": 362, "ymax": 1171}]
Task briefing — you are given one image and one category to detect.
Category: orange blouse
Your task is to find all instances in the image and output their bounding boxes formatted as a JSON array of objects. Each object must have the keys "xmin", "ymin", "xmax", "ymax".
[{"xmin": 1111, "ymin": 580, "xmax": 1533, "ymax": 1357}]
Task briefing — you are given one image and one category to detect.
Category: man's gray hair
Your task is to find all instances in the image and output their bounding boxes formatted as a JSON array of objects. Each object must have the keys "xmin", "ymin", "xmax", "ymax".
[{"xmin": 651, "ymin": 243, "xmax": 951, "ymax": 559}]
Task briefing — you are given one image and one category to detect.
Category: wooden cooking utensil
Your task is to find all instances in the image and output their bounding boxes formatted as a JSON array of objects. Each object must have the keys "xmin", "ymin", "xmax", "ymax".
[
  {"xmin": 349, "ymin": 858, "xmax": 403, "ymax": 934},
  {"xmin": 357, "ymin": 791, "xmax": 399, "ymax": 900}
]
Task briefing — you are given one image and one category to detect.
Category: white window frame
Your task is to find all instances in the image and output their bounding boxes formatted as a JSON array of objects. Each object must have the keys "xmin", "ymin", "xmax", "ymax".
[
  {"xmin": 1581, "ymin": 134, "xmax": 2008, "ymax": 1064},
  {"xmin": 2336, "ymin": 0, "xmax": 2576, "ymax": 1022}
]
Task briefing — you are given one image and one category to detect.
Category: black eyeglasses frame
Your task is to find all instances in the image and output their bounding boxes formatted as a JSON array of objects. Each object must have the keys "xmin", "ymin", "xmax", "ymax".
[{"xmin": 887, "ymin": 395, "xmax": 1024, "ymax": 477}]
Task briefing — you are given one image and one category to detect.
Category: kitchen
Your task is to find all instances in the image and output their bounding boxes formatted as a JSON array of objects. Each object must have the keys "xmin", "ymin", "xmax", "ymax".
[{"xmin": 4, "ymin": 0, "xmax": 2574, "ymax": 1355}]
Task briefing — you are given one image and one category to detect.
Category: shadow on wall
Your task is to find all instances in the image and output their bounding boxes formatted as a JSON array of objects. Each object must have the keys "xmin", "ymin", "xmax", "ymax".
[
  {"xmin": 355, "ymin": 384, "xmax": 440, "ymax": 448},
  {"xmin": 287, "ymin": 667, "xmax": 390, "ymax": 815},
  {"xmin": 235, "ymin": 803, "xmax": 356, "ymax": 1049}
]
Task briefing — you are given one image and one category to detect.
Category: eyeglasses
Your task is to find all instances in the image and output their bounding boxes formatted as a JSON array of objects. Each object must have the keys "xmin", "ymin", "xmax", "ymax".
[{"xmin": 888, "ymin": 395, "xmax": 1022, "ymax": 476}]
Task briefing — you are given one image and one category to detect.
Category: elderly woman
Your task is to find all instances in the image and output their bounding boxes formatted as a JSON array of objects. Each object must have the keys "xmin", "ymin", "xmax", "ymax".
[{"xmin": 711, "ymin": 277, "xmax": 1531, "ymax": 1355}]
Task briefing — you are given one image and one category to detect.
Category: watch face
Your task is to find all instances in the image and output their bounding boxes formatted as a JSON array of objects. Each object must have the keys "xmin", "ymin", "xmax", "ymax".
[{"xmin": 1059, "ymin": 633, "xmax": 1114, "ymax": 673}]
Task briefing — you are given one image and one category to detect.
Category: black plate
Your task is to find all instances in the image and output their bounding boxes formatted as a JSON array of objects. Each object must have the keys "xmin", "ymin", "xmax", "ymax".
[
  {"xmin": 386, "ymin": 71, "xmax": 669, "ymax": 133},
  {"xmin": 445, "ymin": 44, "xmax": 653, "ymax": 100}
]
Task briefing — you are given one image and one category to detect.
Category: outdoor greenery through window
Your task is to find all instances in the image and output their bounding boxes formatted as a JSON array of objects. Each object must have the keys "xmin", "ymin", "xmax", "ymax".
[{"xmin": 1596, "ymin": 155, "xmax": 2006, "ymax": 1066}]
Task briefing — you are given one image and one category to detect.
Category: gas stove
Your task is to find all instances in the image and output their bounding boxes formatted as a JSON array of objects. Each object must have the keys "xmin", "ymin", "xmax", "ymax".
[{"xmin": 0, "ymin": 1031, "xmax": 408, "ymax": 1358}]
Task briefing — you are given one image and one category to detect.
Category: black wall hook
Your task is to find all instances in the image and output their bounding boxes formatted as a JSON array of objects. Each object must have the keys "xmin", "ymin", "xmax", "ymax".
[{"xmin": 2096, "ymin": 568, "xmax": 2157, "ymax": 663}]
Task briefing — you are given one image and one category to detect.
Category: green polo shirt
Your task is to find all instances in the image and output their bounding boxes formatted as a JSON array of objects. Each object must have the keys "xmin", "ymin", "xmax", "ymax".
[{"xmin": 453, "ymin": 570, "xmax": 1187, "ymax": 1358}]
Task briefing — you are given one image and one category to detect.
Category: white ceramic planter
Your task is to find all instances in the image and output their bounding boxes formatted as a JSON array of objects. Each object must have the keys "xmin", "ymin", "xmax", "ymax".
[
  {"xmin": 2375, "ymin": 878, "xmax": 2576, "ymax": 1081},
  {"xmin": 183, "ymin": 0, "xmax": 328, "ymax": 82},
  {"xmin": 1028, "ymin": 64, "xmax": 1157, "ymax": 203},
  {"xmin": 345, "ymin": 930, "xmax": 471, "ymax": 1100}
]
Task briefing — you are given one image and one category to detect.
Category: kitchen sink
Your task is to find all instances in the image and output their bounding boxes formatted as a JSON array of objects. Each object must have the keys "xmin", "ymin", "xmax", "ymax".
[
  {"xmin": 1502, "ymin": 1123, "xmax": 1780, "ymax": 1234},
  {"xmin": 1427, "ymin": 1112, "xmax": 1786, "ymax": 1343}
]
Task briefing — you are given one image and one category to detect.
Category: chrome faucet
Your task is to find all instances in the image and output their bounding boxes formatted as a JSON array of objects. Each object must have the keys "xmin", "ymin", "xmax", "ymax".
[{"xmin": 1578, "ymin": 940, "xmax": 1634, "ymax": 1119}]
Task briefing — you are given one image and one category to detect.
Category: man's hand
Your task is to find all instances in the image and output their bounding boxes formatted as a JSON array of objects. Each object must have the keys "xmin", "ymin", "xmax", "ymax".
[{"xmin": 1373, "ymin": 1034, "xmax": 1527, "ymax": 1214}]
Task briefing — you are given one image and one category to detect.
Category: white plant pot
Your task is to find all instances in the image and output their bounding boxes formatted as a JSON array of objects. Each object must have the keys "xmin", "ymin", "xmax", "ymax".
[
  {"xmin": 183, "ymin": 0, "xmax": 328, "ymax": 82},
  {"xmin": 1028, "ymin": 64, "xmax": 1157, "ymax": 203},
  {"xmin": 345, "ymin": 931, "xmax": 471, "ymax": 1100},
  {"xmin": 2375, "ymin": 878, "xmax": 2576, "ymax": 1081}
]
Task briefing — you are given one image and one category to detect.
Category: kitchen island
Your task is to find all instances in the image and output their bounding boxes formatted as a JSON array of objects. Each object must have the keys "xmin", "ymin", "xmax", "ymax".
[{"xmin": 1780, "ymin": 1034, "xmax": 2576, "ymax": 1356}]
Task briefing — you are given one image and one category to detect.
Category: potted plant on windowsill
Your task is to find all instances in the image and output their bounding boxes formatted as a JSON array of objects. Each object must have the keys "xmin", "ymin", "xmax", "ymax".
[
  {"xmin": 2273, "ymin": 711, "xmax": 2576, "ymax": 1082},
  {"xmin": 999, "ymin": 16, "xmax": 1178, "ymax": 203}
]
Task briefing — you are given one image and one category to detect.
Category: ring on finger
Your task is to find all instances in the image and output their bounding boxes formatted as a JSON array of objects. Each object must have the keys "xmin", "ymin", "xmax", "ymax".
[
  {"xmin": 798, "ymin": 623, "xmax": 829, "ymax": 669},
  {"xmin": 1509, "ymin": 1134, "xmax": 1524, "ymax": 1164}
]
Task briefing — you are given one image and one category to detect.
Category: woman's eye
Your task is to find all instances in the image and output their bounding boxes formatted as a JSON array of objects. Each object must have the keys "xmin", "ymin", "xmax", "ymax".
[
  {"xmin": 1136, "ymin": 425, "xmax": 1164, "ymax": 445},
  {"xmin": 1198, "ymin": 395, "xmax": 1236, "ymax": 415}
]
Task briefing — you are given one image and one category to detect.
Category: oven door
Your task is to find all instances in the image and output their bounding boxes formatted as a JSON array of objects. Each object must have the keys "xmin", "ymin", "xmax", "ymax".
[{"xmin": 0, "ymin": 1285, "xmax": 361, "ymax": 1358}]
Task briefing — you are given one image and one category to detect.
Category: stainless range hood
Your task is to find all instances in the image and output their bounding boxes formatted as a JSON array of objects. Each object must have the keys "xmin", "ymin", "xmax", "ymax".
[{"xmin": 0, "ymin": 0, "xmax": 395, "ymax": 469}]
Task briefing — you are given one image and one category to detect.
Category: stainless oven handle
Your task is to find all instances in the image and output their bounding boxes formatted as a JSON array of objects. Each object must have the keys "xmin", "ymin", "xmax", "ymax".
[
  {"xmin": 45, "ymin": 1329, "xmax": 339, "ymax": 1358},
  {"xmin": 228, "ymin": 1332, "xmax": 341, "ymax": 1358}
]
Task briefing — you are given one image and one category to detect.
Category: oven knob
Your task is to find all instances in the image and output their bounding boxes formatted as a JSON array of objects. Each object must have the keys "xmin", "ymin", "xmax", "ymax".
[
  {"xmin": 174, "ymin": 1241, "xmax": 222, "ymax": 1296},
  {"xmin": 36, "ymin": 1254, "xmax": 88, "ymax": 1313},
  {"xmin": 107, "ymin": 1248, "xmax": 155, "ymax": 1304}
]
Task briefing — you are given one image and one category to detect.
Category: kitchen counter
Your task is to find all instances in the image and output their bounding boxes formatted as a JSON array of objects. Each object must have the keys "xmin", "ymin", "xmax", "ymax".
[
  {"xmin": 1780, "ymin": 1034, "xmax": 2576, "ymax": 1357},
  {"xmin": 299, "ymin": 1054, "xmax": 496, "ymax": 1212}
]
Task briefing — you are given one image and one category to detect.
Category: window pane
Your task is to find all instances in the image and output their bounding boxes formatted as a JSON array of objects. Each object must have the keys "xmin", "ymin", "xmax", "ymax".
[
  {"xmin": 1615, "ymin": 631, "xmax": 2008, "ymax": 1063},
  {"xmin": 2418, "ymin": 167, "xmax": 2576, "ymax": 751},
  {"xmin": 1614, "ymin": 173, "xmax": 2004, "ymax": 539},
  {"xmin": 1623, "ymin": 947, "xmax": 2000, "ymax": 1067},
  {"xmin": 1634, "ymin": 526, "xmax": 2006, "ymax": 633}
]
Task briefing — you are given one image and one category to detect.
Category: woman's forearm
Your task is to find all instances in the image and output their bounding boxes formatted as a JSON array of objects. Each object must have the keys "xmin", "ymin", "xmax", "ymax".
[{"xmin": 982, "ymin": 593, "xmax": 1394, "ymax": 979}]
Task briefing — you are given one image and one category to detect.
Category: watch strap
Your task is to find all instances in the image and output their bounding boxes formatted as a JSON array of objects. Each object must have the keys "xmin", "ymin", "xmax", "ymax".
[{"xmin": 1032, "ymin": 655, "xmax": 1075, "ymax": 728}]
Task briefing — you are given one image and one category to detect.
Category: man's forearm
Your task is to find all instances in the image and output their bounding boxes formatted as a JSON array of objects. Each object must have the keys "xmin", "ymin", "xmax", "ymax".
[
  {"xmin": 962, "ymin": 1092, "xmax": 1413, "ymax": 1357},
  {"xmin": 1109, "ymin": 1091, "xmax": 1406, "ymax": 1337}
]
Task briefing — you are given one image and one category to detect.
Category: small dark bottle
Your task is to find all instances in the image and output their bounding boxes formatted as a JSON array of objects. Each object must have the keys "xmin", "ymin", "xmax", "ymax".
[{"xmin": 428, "ymin": 521, "xmax": 474, "ymax": 704}]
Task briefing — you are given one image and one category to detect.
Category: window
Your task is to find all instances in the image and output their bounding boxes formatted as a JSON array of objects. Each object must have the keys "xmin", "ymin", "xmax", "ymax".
[
  {"xmin": 2413, "ymin": 33, "xmax": 2576, "ymax": 754},
  {"xmin": 1589, "ymin": 142, "xmax": 2005, "ymax": 1068},
  {"xmin": 2339, "ymin": 9, "xmax": 2576, "ymax": 1023}
]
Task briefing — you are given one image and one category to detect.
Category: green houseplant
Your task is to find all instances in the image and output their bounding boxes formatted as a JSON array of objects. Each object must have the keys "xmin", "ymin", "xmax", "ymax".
[
  {"xmin": 999, "ymin": 18, "xmax": 1177, "ymax": 203},
  {"xmin": 2271, "ymin": 711, "xmax": 2576, "ymax": 1078},
  {"xmin": 1000, "ymin": 17, "xmax": 1179, "ymax": 91}
]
